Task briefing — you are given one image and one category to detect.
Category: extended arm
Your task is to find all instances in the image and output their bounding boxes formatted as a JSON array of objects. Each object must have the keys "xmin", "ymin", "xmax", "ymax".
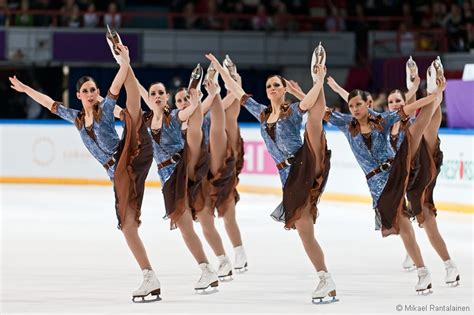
[
  {"xmin": 205, "ymin": 53, "xmax": 245, "ymax": 101},
  {"xmin": 327, "ymin": 76, "xmax": 349, "ymax": 102},
  {"xmin": 9, "ymin": 75, "xmax": 55, "ymax": 110}
]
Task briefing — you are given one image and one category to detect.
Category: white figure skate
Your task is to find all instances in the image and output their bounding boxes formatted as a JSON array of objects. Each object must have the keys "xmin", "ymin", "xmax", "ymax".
[
  {"xmin": 405, "ymin": 56, "xmax": 418, "ymax": 90},
  {"xmin": 444, "ymin": 259, "xmax": 460, "ymax": 287},
  {"xmin": 217, "ymin": 254, "xmax": 233, "ymax": 281},
  {"xmin": 195, "ymin": 263, "xmax": 219, "ymax": 293},
  {"xmin": 415, "ymin": 267, "xmax": 433, "ymax": 295},
  {"xmin": 132, "ymin": 269, "xmax": 161, "ymax": 303},
  {"xmin": 312, "ymin": 271, "xmax": 339, "ymax": 304},
  {"xmin": 310, "ymin": 42, "xmax": 326, "ymax": 84},
  {"xmin": 402, "ymin": 254, "xmax": 416, "ymax": 271},
  {"xmin": 233, "ymin": 245, "xmax": 248, "ymax": 272}
]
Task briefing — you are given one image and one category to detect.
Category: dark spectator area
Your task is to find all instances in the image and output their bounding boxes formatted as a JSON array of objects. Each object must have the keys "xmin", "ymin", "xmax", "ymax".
[{"xmin": 0, "ymin": 1, "xmax": 473, "ymax": 52}]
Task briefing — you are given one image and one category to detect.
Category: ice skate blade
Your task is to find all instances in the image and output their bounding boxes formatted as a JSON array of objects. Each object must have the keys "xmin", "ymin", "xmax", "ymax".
[
  {"xmin": 132, "ymin": 289, "xmax": 162, "ymax": 303},
  {"xmin": 195, "ymin": 286, "xmax": 219, "ymax": 295},
  {"xmin": 234, "ymin": 262, "xmax": 248, "ymax": 273},
  {"xmin": 446, "ymin": 276, "xmax": 460, "ymax": 287},
  {"xmin": 416, "ymin": 289, "xmax": 433, "ymax": 296},
  {"xmin": 312, "ymin": 296, "xmax": 339, "ymax": 305},
  {"xmin": 195, "ymin": 280, "xmax": 219, "ymax": 292},
  {"xmin": 416, "ymin": 284, "xmax": 433, "ymax": 296},
  {"xmin": 218, "ymin": 275, "xmax": 233, "ymax": 282}
]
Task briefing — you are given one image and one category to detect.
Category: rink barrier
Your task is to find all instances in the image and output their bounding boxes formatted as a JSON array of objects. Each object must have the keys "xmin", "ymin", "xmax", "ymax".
[
  {"xmin": 1, "ymin": 121, "xmax": 473, "ymax": 214},
  {"xmin": 1, "ymin": 177, "xmax": 472, "ymax": 214}
]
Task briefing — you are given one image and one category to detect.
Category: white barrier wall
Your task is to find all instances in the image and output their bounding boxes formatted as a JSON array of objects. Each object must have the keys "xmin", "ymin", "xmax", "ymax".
[{"xmin": 1, "ymin": 122, "xmax": 473, "ymax": 211}]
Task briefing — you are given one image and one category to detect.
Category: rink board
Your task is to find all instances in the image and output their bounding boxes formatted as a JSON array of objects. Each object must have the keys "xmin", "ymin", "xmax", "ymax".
[{"xmin": 0, "ymin": 121, "xmax": 473, "ymax": 213}]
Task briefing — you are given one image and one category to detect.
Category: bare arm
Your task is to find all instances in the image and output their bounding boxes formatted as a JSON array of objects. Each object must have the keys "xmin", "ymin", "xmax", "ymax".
[
  {"xmin": 205, "ymin": 53, "xmax": 245, "ymax": 101},
  {"xmin": 327, "ymin": 76, "xmax": 349, "ymax": 102},
  {"xmin": 285, "ymin": 79, "xmax": 306, "ymax": 101},
  {"xmin": 9, "ymin": 75, "xmax": 55, "ymax": 110},
  {"xmin": 403, "ymin": 81, "xmax": 445, "ymax": 116},
  {"xmin": 136, "ymin": 79, "xmax": 153, "ymax": 110}
]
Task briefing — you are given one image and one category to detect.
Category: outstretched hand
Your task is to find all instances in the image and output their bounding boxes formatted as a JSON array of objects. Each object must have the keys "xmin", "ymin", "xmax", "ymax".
[
  {"xmin": 114, "ymin": 43, "xmax": 130, "ymax": 65},
  {"xmin": 285, "ymin": 79, "xmax": 304, "ymax": 96},
  {"xmin": 326, "ymin": 76, "xmax": 340, "ymax": 92},
  {"xmin": 187, "ymin": 88, "xmax": 200, "ymax": 107},
  {"xmin": 204, "ymin": 79, "xmax": 220, "ymax": 96},
  {"xmin": 9, "ymin": 75, "xmax": 28, "ymax": 93}
]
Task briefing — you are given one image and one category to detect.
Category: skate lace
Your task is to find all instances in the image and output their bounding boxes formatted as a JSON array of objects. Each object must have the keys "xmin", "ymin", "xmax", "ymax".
[{"xmin": 316, "ymin": 277, "xmax": 327, "ymax": 291}]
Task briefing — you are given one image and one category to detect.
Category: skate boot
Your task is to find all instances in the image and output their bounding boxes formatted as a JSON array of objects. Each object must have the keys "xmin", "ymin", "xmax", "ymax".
[
  {"xmin": 426, "ymin": 63, "xmax": 437, "ymax": 95},
  {"xmin": 195, "ymin": 263, "xmax": 219, "ymax": 293},
  {"xmin": 405, "ymin": 56, "xmax": 418, "ymax": 90},
  {"xmin": 402, "ymin": 254, "xmax": 416, "ymax": 271},
  {"xmin": 132, "ymin": 269, "xmax": 161, "ymax": 303},
  {"xmin": 217, "ymin": 254, "xmax": 233, "ymax": 281},
  {"xmin": 233, "ymin": 245, "xmax": 248, "ymax": 272},
  {"xmin": 186, "ymin": 63, "xmax": 203, "ymax": 99},
  {"xmin": 310, "ymin": 42, "xmax": 326, "ymax": 84},
  {"xmin": 415, "ymin": 267, "xmax": 433, "ymax": 295},
  {"xmin": 444, "ymin": 259, "xmax": 460, "ymax": 287},
  {"xmin": 312, "ymin": 271, "xmax": 339, "ymax": 304},
  {"xmin": 223, "ymin": 54, "xmax": 238, "ymax": 81}
]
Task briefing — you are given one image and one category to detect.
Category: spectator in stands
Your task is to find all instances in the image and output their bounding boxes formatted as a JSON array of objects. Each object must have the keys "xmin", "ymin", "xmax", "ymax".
[
  {"xmin": 182, "ymin": 2, "xmax": 197, "ymax": 29},
  {"xmin": 59, "ymin": 0, "xmax": 77, "ymax": 26},
  {"xmin": 0, "ymin": 0, "xmax": 10, "ymax": 26},
  {"xmin": 252, "ymin": 4, "xmax": 273, "ymax": 31},
  {"xmin": 430, "ymin": 2, "xmax": 447, "ymax": 28},
  {"xmin": 67, "ymin": 3, "xmax": 81, "ymax": 27},
  {"xmin": 32, "ymin": 0, "xmax": 53, "ymax": 26},
  {"xmin": 83, "ymin": 2, "xmax": 99, "ymax": 28},
  {"xmin": 398, "ymin": 23, "xmax": 415, "ymax": 56},
  {"xmin": 325, "ymin": 5, "xmax": 346, "ymax": 32},
  {"xmin": 104, "ymin": 1, "xmax": 121, "ymax": 28},
  {"xmin": 15, "ymin": 0, "xmax": 33, "ymax": 26},
  {"xmin": 199, "ymin": 0, "xmax": 221, "ymax": 30},
  {"xmin": 444, "ymin": 3, "xmax": 467, "ymax": 51},
  {"xmin": 229, "ymin": 1, "xmax": 251, "ymax": 30},
  {"xmin": 272, "ymin": 1, "xmax": 294, "ymax": 32}
]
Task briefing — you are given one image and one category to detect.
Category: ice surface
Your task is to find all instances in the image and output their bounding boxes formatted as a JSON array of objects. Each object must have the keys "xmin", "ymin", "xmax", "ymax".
[{"xmin": 1, "ymin": 184, "xmax": 472, "ymax": 314}]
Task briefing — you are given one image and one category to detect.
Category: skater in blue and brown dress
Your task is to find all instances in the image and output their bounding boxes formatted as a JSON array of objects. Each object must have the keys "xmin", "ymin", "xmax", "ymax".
[
  {"xmin": 387, "ymin": 59, "xmax": 460, "ymax": 286},
  {"xmin": 9, "ymin": 42, "xmax": 160, "ymax": 302},
  {"xmin": 137, "ymin": 77, "xmax": 220, "ymax": 291},
  {"xmin": 198, "ymin": 62, "xmax": 248, "ymax": 277},
  {"xmin": 206, "ymin": 52, "xmax": 336, "ymax": 303},
  {"xmin": 323, "ymin": 79, "xmax": 445, "ymax": 293}
]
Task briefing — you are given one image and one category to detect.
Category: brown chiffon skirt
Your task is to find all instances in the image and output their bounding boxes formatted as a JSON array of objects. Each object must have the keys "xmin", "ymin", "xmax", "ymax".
[
  {"xmin": 407, "ymin": 137, "xmax": 443, "ymax": 225},
  {"xmin": 275, "ymin": 132, "xmax": 331, "ymax": 230},
  {"xmin": 162, "ymin": 138, "xmax": 210, "ymax": 229},
  {"xmin": 203, "ymin": 138, "xmax": 238, "ymax": 217},
  {"xmin": 376, "ymin": 133, "xmax": 412, "ymax": 237},
  {"xmin": 113, "ymin": 110, "xmax": 153, "ymax": 229}
]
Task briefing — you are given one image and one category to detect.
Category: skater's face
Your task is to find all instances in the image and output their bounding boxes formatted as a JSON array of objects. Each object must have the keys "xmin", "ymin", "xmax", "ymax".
[
  {"xmin": 148, "ymin": 83, "xmax": 169, "ymax": 110},
  {"xmin": 265, "ymin": 76, "xmax": 286, "ymax": 101},
  {"xmin": 348, "ymin": 95, "xmax": 369, "ymax": 120},
  {"xmin": 367, "ymin": 94, "xmax": 373, "ymax": 108},
  {"xmin": 388, "ymin": 92, "xmax": 405, "ymax": 111},
  {"xmin": 77, "ymin": 80, "xmax": 100, "ymax": 108},
  {"xmin": 174, "ymin": 89, "xmax": 190, "ymax": 110}
]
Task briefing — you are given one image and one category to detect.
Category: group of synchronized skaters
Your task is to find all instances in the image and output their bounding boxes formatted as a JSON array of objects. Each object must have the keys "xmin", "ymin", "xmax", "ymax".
[{"xmin": 8, "ymin": 29, "xmax": 461, "ymax": 304}]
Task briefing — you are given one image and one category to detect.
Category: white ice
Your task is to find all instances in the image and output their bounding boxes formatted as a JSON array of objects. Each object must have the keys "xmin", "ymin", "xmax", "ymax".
[{"xmin": 1, "ymin": 184, "xmax": 473, "ymax": 314}]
